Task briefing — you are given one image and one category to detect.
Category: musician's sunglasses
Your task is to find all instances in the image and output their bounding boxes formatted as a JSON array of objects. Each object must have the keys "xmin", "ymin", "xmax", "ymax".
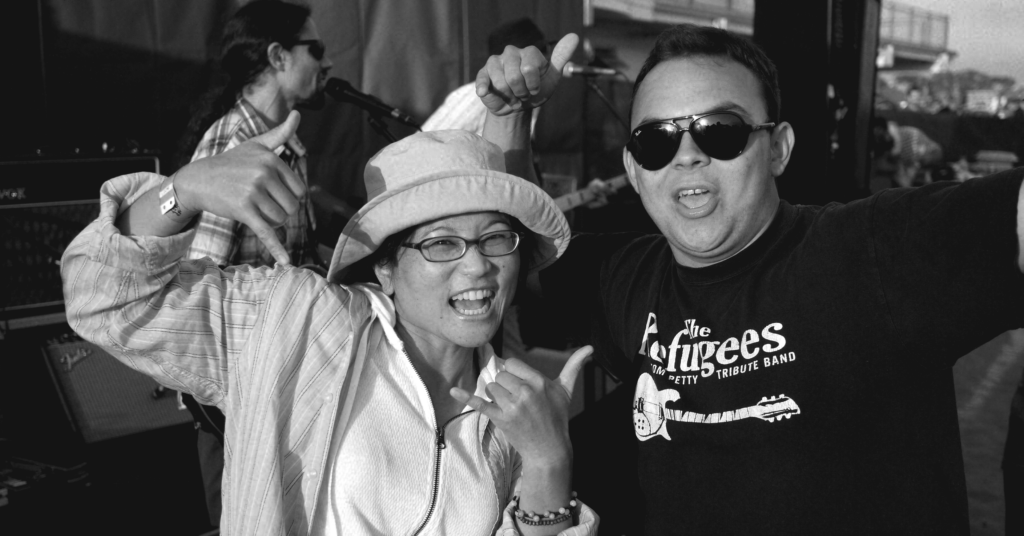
[
  {"xmin": 626, "ymin": 111, "xmax": 776, "ymax": 170},
  {"xmin": 294, "ymin": 39, "xmax": 325, "ymax": 61}
]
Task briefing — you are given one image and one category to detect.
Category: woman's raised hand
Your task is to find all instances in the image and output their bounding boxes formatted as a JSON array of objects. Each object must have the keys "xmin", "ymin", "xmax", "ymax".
[
  {"xmin": 451, "ymin": 345, "xmax": 593, "ymax": 465},
  {"xmin": 173, "ymin": 110, "xmax": 306, "ymax": 267},
  {"xmin": 475, "ymin": 33, "xmax": 579, "ymax": 116}
]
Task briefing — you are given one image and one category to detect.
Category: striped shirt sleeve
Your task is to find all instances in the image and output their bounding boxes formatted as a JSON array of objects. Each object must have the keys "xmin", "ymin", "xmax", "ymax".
[{"xmin": 61, "ymin": 172, "xmax": 284, "ymax": 406}]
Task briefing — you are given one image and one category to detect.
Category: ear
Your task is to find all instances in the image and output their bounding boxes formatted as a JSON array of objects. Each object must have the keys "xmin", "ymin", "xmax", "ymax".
[
  {"xmin": 267, "ymin": 42, "xmax": 288, "ymax": 71},
  {"xmin": 622, "ymin": 147, "xmax": 640, "ymax": 193},
  {"xmin": 373, "ymin": 261, "xmax": 396, "ymax": 296},
  {"xmin": 768, "ymin": 121, "xmax": 795, "ymax": 178}
]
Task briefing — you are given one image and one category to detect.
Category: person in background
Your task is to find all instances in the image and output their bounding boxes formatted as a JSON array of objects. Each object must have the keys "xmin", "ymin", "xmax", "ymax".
[
  {"xmin": 886, "ymin": 120, "xmax": 944, "ymax": 187},
  {"xmin": 180, "ymin": 0, "xmax": 332, "ymax": 269},
  {"xmin": 174, "ymin": 0, "xmax": 333, "ymax": 525}
]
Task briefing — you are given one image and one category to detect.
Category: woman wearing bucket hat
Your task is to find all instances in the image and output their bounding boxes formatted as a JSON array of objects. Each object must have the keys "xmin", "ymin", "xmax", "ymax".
[{"xmin": 61, "ymin": 110, "xmax": 598, "ymax": 534}]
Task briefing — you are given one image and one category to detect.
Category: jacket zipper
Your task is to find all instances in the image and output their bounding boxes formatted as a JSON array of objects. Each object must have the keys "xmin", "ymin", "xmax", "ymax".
[
  {"xmin": 413, "ymin": 411, "xmax": 471, "ymax": 535},
  {"xmin": 405, "ymin": 348, "xmax": 474, "ymax": 535}
]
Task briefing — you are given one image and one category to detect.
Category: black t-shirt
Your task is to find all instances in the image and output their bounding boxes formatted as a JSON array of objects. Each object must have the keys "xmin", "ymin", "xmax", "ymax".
[{"xmin": 543, "ymin": 169, "xmax": 1024, "ymax": 535}]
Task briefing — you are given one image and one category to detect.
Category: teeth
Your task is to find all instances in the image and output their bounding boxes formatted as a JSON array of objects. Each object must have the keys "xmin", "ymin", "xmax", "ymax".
[
  {"xmin": 451, "ymin": 289, "xmax": 494, "ymax": 301},
  {"xmin": 455, "ymin": 305, "xmax": 488, "ymax": 316},
  {"xmin": 680, "ymin": 189, "xmax": 709, "ymax": 196}
]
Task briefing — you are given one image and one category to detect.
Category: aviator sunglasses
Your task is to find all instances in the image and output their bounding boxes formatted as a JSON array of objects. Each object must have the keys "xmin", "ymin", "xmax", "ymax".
[
  {"xmin": 626, "ymin": 111, "xmax": 776, "ymax": 170},
  {"xmin": 294, "ymin": 39, "xmax": 325, "ymax": 60}
]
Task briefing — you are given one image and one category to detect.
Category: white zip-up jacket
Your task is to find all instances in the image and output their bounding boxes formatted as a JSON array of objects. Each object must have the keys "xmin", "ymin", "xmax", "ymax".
[{"xmin": 62, "ymin": 172, "xmax": 599, "ymax": 535}]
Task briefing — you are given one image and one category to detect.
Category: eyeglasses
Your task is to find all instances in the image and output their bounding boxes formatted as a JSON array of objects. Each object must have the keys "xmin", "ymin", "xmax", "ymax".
[
  {"xmin": 401, "ymin": 230, "xmax": 521, "ymax": 262},
  {"xmin": 294, "ymin": 39, "xmax": 325, "ymax": 61},
  {"xmin": 626, "ymin": 111, "xmax": 776, "ymax": 170}
]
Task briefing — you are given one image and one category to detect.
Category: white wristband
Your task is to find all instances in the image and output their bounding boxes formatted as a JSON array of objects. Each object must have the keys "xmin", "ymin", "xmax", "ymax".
[{"xmin": 158, "ymin": 177, "xmax": 183, "ymax": 217}]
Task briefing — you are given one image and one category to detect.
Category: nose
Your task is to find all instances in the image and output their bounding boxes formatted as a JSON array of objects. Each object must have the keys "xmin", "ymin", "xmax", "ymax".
[
  {"xmin": 670, "ymin": 131, "xmax": 711, "ymax": 170},
  {"xmin": 457, "ymin": 245, "xmax": 492, "ymax": 276}
]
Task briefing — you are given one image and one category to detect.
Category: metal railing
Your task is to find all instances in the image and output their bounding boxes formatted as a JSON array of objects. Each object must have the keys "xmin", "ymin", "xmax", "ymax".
[{"xmin": 879, "ymin": 1, "xmax": 948, "ymax": 50}]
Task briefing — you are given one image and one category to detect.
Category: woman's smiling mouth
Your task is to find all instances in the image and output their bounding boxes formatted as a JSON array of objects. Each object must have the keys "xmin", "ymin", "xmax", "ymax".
[{"xmin": 449, "ymin": 289, "xmax": 495, "ymax": 316}]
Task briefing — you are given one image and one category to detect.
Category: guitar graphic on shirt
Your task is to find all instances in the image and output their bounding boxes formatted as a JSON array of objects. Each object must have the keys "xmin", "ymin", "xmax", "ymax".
[{"xmin": 633, "ymin": 373, "xmax": 801, "ymax": 441}]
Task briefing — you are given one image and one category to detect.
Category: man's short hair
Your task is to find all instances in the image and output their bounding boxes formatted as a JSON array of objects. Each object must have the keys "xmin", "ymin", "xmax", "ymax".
[
  {"xmin": 632, "ymin": 24, "xmax": 781, "ymax": 124},
  {"xmin": 487, "ymin": 17, "xmax": 547, "ymax": 57}
]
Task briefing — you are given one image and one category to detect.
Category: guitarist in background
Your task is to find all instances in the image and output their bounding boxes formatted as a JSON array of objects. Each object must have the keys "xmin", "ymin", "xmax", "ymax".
[{"xmin": 174, "ymin": 0, "xmax": 333, "ymax": 526}]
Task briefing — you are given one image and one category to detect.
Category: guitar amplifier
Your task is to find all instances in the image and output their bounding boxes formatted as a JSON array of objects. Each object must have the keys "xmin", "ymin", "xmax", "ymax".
[
  {"xmin": 0, "ymin": 156, "xmax": 160, "ymax": 318},
  {"xmin": 39, "ymin": 334, "xmax": 190, "ymax": 444}
]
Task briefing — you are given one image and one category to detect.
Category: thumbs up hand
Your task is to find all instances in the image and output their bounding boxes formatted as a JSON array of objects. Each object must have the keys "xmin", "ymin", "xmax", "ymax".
[
  {"xmin": 173, "ymin": 110, "xmax": 306, "ymax": 267},
  {"xmin": 475, "ymin": 33, "xmax": 580, "ymax": 116},
  {"xmin": 451, "ymin": 345, "xmax": 594, "ymax": 465}
]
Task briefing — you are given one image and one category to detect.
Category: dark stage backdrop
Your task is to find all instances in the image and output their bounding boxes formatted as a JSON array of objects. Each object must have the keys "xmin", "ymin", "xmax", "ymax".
[{"xmin": 4, "ymin": 0, "xmax": 583, "ymax": 238}]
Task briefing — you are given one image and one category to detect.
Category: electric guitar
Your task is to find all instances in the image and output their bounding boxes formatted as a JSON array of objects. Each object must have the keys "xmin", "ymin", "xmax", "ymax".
[
  {"xmin": 658, "ymin": 394, "xmax": 801, "ymax": 424},
  {"xmin": 633, "ymin": 373, "xmax": 801, "ymax": 441},
  {"xmin": 552, "ymin": 173, "xmax": 630, "ymax": 212}
]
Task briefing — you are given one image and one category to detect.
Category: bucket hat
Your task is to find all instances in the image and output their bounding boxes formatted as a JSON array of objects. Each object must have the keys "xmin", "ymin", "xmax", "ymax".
[{"xmin": 327, "ymin": 130, "xmax": 570, "ymax": 283}]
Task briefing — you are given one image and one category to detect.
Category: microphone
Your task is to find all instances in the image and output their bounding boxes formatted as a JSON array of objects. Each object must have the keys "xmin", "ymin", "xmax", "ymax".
[
  {"xmin": 563, "ymin": 62, "xmax": 618, "ymax": 78},
  {"xmin": 325, "ymin": 78, "xmax": 420, "ymax": 128}
]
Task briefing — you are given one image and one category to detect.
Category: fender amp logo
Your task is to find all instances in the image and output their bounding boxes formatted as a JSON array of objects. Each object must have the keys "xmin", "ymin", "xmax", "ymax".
[
  {"xmin": 0, "ymin": 187, "xmax": 27, "ymax": 201},
  {"xmin": 61, "ymin": 347, "xmax": 92, "ymax": 372}
]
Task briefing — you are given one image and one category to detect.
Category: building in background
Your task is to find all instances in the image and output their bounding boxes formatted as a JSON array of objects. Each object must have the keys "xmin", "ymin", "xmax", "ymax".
[{"xmin": 876, "ymin": 1, "xmax": 953, "ymax": 71}]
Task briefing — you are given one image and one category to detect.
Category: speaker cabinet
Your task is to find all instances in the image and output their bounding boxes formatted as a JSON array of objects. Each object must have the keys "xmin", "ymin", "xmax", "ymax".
[
  {"xmin": 39, "ymin": 335, "xmax": 190, "ymax": 444},
  {"xmin": 0, "ymin": 156, "xmax": 160, "ymax": 318}
]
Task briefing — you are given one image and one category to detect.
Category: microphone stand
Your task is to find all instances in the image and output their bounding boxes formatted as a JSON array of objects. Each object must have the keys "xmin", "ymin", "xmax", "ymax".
[
  {"xmin": 365, "ymin": 113, "xmax": 398, "ymax": 143},
  {"xmin": 580, "ymin": 73, "xmax": 630, "ymax": 196},
  {"xmin": 585, "ymin": 78, "xmax": 630, "ymax": 133}
]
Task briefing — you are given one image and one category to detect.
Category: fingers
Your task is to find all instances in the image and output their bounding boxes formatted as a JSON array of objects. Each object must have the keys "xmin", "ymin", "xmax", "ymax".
[
  {"xmin": 519, "ymin": 46, "xmax": 546, "ymax": 96},
  {"xmin": 274, "ymin": 157, "xmax": 306, "ymax": 201},
  {"xmin": 254, "ymin": 196, "xmax": 289, "ymax": 228},
  {"xmin": 557, "ymin": 345, "xmax": 594, "ymax": 399},
  {"xmin": 476, "ymin": 38, "xmax": 569, "ymax": 115},
  {"xmin": 251, "ymin": 110, "xmax": 301, "ymax": 151},
  {"xmin": 254, "ymin": 114, "xmax": 305, "ymax": 200},
  {"xmin": 245, "ymin": 215, "xmax": 292, "ymax": 267},
  {"xmin": 500, "ymin": 46, "xmax": 531, "ymax": 101},
  {"xmin": 502, "ymin": 357, "xmax": 545, "ymax": 384},
  {"xmin": 451, "ymin": 387, "xmax": 503, "ymax": 421},
  {"xmin": 485, "ymin": 380, "xmax": 515, "ymax": 409},
  {"xmin": 587, "ymin": 178, "xmax": 607, "ymax": 192},
  {"xmin": 261, "ymin": 174, "xmax": 301, "ymax": 221},
  {"xmin": 550, "ymin": 33, "xmax": 580, "ymax": 75},
  {"xmin": 482, "ymin": 53, "xmax": 521, "ymax": 113}
]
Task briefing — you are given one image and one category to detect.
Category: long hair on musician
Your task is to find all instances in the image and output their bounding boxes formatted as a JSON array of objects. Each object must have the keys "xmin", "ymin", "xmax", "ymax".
[{"xmin": 174, "ymin": 0, "xmax": 311, "ymax": 170}]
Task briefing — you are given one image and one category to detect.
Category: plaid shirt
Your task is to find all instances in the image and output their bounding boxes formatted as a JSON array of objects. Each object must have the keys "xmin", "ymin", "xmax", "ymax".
[{"xmin": 184, "ymin": 99, "xmax": 314, "ymax": 268}]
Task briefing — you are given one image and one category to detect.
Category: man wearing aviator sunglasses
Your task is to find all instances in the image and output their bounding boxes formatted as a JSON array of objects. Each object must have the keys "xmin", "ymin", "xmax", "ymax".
[
  {"xmin": 626, "ymin": 111, "xmax": 776, "ymax": 170},
  {"xmin": 481, "ymin": 23, "xmax": 1024, "ymax": 536}
]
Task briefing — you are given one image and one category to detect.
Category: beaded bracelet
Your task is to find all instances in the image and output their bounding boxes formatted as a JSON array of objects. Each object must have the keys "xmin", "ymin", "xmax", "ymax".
[{"xmin": 512, "ymin": 491, "xmax": 577, "ymax": 527}]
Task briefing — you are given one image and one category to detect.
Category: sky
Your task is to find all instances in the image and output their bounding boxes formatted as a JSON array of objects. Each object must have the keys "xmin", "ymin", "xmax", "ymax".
[{"xmin": 896, "ymin": 0, "xmax": 1024, "ymax": 84}]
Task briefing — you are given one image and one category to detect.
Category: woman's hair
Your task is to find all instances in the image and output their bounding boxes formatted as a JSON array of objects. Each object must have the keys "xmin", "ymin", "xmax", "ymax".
[
  {"xmin": 174, "ymin": 0, "xmax": 311, "ymax": 169},
  {"xmin": 343, "ymin": 215, "xmax": 534, "ymax": 287}
]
